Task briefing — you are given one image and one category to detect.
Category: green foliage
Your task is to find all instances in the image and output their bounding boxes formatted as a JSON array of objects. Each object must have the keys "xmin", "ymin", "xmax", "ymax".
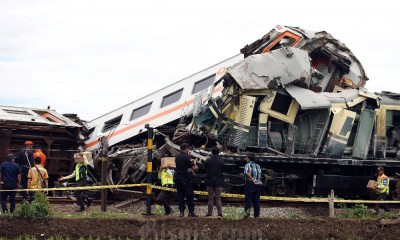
[
  {"xmin": 288, "ymin": 212, "xmax": 300, "ymax": 219},
  {"xmin": 336, "ymin": 202, "xmax": 347, "ymax": 208},
  {"xmin": 341, "ymin": 203, "xmax": 369, "ymax": 218},
  {"xmin": 382, "ymin": 211, "xmax": 398, "ymax": 218},
  {"xmin": 11, "ymin": 191, "xmax": 50, "ymax": 220},
  {"xmin": 153, "ymin": 204, "xmax": 165, "ymax": 216},
  {"xmin": 222, "ymin": 207, "xmax": 248, "ymax": 221},
  {"xmin": 89, "ymin": 210, "xmax": 128, "ymax": 218}
]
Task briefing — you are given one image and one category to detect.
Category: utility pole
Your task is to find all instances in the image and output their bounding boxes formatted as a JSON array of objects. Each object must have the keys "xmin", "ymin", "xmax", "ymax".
[{"xmin": 145, "ymin": 124, "xmax": 153, "ymax": 215}]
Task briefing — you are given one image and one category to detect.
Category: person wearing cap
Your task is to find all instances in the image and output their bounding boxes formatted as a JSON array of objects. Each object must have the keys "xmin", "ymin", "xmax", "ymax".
[
  {"xmin": 373, "ymin": 166, "xmax": 391, "ymax": 213},
  {"xmin": 0, "ymin": 153, "xmax": 21, "ymax": 213},
  {"xmin": 174, "ymin": 143, "xmax": 197, "ymax": 217},
  {"xmin": 17, "ymin": 141, "xmax": 34, "ymax": 200},
  {"xmin": 33, "ymin": 144, "xmax": 47, "ymax": 167},
  {"xmin": 58, "ymin": 151, "xmax": 92, "ymax": 212},
  {"xmin": 27, "ymin": 156, "xmax": 49, "ymax": 202}
]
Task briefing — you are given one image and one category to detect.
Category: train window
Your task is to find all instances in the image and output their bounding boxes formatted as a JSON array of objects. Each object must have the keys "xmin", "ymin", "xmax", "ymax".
[
  {"xmin": 33, "ymin": 110, "xmax": 65, "ymax": 124},
  {"xmin": 3, "ymin": 109, "xmax": 31, "ymax": 115},
  {"xmin": 103, "ymin": 115, "xmax": 122, "ymax": 132},
  {"xmin": 192, "ymin": 74, "xmax": 215, "ymax": 94},
  {"xmin": 262, "ymin": 31, "xmax": 302, "ymax": 53},
  {"xmin": 259, "ymin": 90, "xmax": 300, "ymax": 124},
  {"xmin": 271, "ymin": 92, "xmax": 292, "ymax": 115},
  {"xmin": 161, "ymin": 88, "xmax": 183, "ymax": 108},
  {"xmin": 130, "ymin": 102, "xmax": 152, "ymax": 121}
]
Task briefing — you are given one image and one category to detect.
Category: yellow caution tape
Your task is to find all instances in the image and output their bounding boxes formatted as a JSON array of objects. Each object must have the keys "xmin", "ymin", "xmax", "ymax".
[
  {"xmin": 0, "ymin": 183, "xmax": 148, "ymax": 192},
  {"xmin": 2, "ymin": 183, "xmax": 400, "ymax": 204},
  {"xmin": 152, "ymin": 185, "xmax": 400, "ymax": 204}
]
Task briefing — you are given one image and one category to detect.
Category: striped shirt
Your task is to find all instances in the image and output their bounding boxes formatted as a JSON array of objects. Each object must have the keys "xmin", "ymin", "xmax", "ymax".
[{"xmin": 244, "ymin": 161, "xmax": 261, "ymax": 181}]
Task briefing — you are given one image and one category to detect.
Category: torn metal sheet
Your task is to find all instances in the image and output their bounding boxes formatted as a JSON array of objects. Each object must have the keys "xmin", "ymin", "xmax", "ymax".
[
  {"xmin": 227, "ymin": 47, "xmax": 311, "ymax": 90},
  {"xmin": 285, "ymin": 85, "xmax": 331, "ymax": 110}
]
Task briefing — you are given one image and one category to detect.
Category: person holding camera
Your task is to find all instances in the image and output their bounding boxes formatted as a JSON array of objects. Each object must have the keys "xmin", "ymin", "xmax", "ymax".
[
  {"xmin": 27, "ymin": 156, "xmax": 49, "ymax": 202},
  {"xmin": 17, "ymin": 141, "xmax": 34, "ymax": 200},
  {"xmin": 174, "ymin": 143, "xmax": 197, "ymax": 217}
]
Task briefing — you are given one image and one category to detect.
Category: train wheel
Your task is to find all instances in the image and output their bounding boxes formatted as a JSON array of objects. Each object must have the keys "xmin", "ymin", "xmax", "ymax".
[{"xmin": 271, "ymin": 184, "xmax": 295, "ymax": 197}]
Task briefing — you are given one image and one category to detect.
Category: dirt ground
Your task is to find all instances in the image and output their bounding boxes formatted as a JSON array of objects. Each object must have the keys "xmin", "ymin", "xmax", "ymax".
[
  {"xmin": 1, "ymin": 216, "xmax": 400, "ymax": 239},
  {"xmin": 1, "ymin": 201, "xmax": 400, "ymax": 239}
]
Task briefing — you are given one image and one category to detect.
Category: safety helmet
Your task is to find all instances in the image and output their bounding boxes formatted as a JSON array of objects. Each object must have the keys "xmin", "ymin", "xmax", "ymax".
[{"xmin": 97, "ymin": 132, "xmax": 105, "ymax": 138}]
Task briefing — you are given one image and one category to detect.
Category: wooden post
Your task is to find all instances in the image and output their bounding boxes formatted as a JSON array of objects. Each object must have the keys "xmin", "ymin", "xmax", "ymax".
[{"xmin": 329, "ymin": 189, "xmax": 335, "ymax": 218}]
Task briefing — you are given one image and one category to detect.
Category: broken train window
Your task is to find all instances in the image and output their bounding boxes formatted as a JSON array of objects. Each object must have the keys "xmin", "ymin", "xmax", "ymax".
[{"xmin": 103, "ymin": 115, "xmax": 122, "ymax": 132}]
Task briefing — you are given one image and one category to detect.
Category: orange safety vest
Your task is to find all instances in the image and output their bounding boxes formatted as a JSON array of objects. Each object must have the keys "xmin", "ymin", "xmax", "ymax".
[{"xmin": 34, "ymin": 150, "xmax": 47, "ymax": 166}]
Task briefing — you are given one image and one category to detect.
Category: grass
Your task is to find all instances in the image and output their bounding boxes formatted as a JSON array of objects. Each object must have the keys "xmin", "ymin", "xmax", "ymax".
[
  {"xmin": 0, "ymin": 237, "xmax": 134, "ymax": 240},
  {"xmin": 222, "ymin": 207, "xmax": 248, "ymax": 220},
  {"xmin": 54, "ymin": 210, "xmax": 129, "ymax": 219}
]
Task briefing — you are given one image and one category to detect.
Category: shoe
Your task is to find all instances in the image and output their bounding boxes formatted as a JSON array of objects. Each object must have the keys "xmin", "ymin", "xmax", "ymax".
[
  {"xmin": 188, "ymin": 212, "xmax": 197, "ymax": 217},
  {"xmin": 85, "ymin": 198, "xmax": 93, "ymax": 208},
  {"xmin": 75, "ymin": 207, "xmax": 85, "ymax": 212},
  {"xmin": 179, "ymin": 211, "xmax": 185, "ymax": 217},
  {"xmin": 165, "ymin": 209, "xmax": 174, "ymax": 216}
]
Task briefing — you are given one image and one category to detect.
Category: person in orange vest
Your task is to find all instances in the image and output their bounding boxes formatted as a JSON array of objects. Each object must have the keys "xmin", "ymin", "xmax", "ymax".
[
  {"xmin": 33, "ymin": 144, "xmax": 47, "ymax": 168},
  {"xmin": 373, "ymin": 166, "xmax": 391, "ymax": 214}
]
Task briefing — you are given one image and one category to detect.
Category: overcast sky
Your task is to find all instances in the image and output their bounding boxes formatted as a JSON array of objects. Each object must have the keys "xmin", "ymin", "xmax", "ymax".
[{"xmin": 1, "ymin": 0, "xmax": 399, "ymax": 121}]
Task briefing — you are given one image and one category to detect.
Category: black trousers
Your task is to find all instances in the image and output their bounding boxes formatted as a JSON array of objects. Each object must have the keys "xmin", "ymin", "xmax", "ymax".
[
  {"xmin": 244, "ymin": 181, "xmax": 261, "ymax": 218},
  {"xmin": 157, "ymin": 184, "xmax": 173, "ymax": 214},
  {"xmin": 76, "ymin": 179, "xmax": 88, "ymax": 208},
  {"xmin": 175, "ymin": 178, "xmax": 195, "ymax": 213},
  {"xmin": 20, "ymin": 168, "xmax": 29, "ymax": 200},
  {"xmin": 375, "ymin": 193, "xmax": 390, "ymax": 212},
  {"xmin": 1, "ymin": 184, "xmax": 17, "ymax": 213}
]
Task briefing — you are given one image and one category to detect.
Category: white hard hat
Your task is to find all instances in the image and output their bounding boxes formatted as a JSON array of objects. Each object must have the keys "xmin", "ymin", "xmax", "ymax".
[{"xmin": 97, "ymin": 132, "xmax": 105, "ymax": 138}]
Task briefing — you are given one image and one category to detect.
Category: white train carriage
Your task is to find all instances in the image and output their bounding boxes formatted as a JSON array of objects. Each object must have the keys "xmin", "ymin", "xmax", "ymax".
[{"xmin": 85, "ymin": 54, "xmax": 242, "ymax": 150}]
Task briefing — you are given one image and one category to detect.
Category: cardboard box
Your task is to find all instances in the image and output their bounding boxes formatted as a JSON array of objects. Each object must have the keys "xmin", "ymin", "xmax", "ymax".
[
  {"xmin": 366, "ymin": 180, "xmax": 377, "ymax": 189},
  {"xmin": 74, "ymin": 152, "xmax": 93, "ymax": 162},
  {"xmin": 161, "ymin": 157, "xmax": 176, "ymax": 168}
]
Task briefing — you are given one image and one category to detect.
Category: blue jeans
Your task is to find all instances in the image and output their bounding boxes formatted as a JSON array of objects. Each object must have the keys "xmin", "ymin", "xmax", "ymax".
[{"xmin": 244, "ymin": 181, "xmax": 261, "ymax": 217}]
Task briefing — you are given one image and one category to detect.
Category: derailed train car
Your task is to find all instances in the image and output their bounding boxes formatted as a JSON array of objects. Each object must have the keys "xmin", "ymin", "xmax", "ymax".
[{"xmin": 92, "ymin": 26, "xmax": 400, "ymax": 199}]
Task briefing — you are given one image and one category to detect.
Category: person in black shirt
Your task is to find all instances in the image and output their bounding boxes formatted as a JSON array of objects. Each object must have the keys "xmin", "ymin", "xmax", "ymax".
[
  {"xmin": 204, "ymin": 146, "xmax": 224, "ymax": 218},
  {"xmin": 174, "ymin": 143, "xmax": 197, "ymax": 217},
  {"xmin": 0, "ymin": 153, "xmax": 21, "ymax": 213},
  {"xmin": 17, "ymin": 141, "xmax": 34, "ymax": 200}
]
